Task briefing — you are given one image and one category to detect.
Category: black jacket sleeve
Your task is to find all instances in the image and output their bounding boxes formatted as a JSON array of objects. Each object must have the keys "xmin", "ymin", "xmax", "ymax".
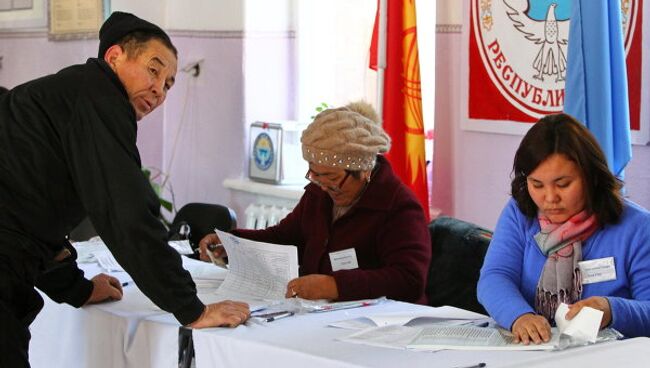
[
  {"xmin": 35, "ymin": 242, "xmax": 93, "ymax": 308},
  {"xmin": 57, "ymin": 62, "xmax": 204, "ymax": 325}
]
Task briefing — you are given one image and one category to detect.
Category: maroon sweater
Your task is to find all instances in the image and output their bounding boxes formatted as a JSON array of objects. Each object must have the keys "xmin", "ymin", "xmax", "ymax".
[{"xmin": 233, "ymin": 156, "xmax": 431, "ymax": 304}]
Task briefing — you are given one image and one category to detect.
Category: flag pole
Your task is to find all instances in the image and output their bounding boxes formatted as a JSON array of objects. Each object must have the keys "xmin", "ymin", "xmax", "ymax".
[{"xmin": 376, "ymin": 0, "xmax": 388, "ymax": 124}]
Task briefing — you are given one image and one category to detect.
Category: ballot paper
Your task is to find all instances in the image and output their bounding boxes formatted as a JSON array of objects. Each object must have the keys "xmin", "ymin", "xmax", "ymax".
[
  {"xmin": 72, "ymin": 238, "xmax": 109, "ymax": 263},
  {"xmin": 340, "ymin": 303, "xmax": 619, "ymax": 352},
  {"xmin": 339, "ymin": 325, "xmax": 424, "ymax": 350},
  {"xmin": 168, "ymin": 240, "xmax": 194, "ymax": 255},
  {"xmin": 406, "ymin": 325, "xmax": 559, "ymax": 351},
  {"xmin": 342, "ymin": 322, "xmax": 622, "ymax": 352},
  {"xmin": 555, "ymin": 303, "xmax": 603, "ymax": 343},
  {"xmin": 93, "ymin": 249, "xmax": 125, "ymax": 272},
  {"xmin": 214, "ymin": 229, "xmax": 299, "ymax": 301},
  {"xmin": 182, "ymin": 256, "xmax": 228, "ymax": 281},
  {"xmin": 80, "ymin": 238, "xmax": 195, "ymax": 269},
  {"xmin": 330, "ymin": 306, "xmax": 488, "ymax": 330}
]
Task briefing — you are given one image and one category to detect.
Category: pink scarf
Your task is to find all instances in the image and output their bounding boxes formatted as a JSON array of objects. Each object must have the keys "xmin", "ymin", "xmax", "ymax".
[{"xmin": 534, "ymin": 210, "xmax": 598, "ymax": 323}]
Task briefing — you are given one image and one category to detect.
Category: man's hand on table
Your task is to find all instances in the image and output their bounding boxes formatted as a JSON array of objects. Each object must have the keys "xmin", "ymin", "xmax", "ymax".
[
  {"xmin": 85, "ymin": 273, "xmax": 123, "ymax": 305},
  {"xmin": 189, "ymin": 301, "xmax": 250, "ymax": 328}
]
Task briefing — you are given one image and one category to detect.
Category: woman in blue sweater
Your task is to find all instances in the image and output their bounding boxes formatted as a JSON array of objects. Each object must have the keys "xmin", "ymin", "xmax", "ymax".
[{"xmin": 478, "ymin": 113, "xmax": 650, "ymax": 344}]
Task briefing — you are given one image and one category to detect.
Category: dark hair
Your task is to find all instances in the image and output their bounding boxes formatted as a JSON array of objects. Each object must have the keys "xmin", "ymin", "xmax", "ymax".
[
  {"xmin": 117, "ymin": 31, "xmax": 177, "ymax": 59},
  {"xmin": 0, "ymin": 86, "xmax": 8, "ymax": 95},
  {"xmin": 511, "ymin": 113, "xmax": 623, "ymax": 225}
]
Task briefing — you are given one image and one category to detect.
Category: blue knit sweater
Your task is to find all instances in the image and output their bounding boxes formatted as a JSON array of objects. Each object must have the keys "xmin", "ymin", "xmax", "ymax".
[{"xmin": 478, "ymin": 198, "xmax": 650, "ymax": 337}]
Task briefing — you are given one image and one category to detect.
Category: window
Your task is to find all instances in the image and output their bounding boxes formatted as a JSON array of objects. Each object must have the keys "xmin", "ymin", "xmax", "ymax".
[
  {"xmin": 295, "ymin": 0, "xmax": 435, "ymax": 138},
  {"xmin": 296, "ymin": 0, "xmax": 436, "ymax": 202}
]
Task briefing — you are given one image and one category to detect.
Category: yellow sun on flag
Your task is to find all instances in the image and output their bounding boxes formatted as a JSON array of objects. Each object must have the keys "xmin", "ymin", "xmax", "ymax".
[{"xmin": 402, "ymin": 1, "xmax": 426, "ymax": 186}]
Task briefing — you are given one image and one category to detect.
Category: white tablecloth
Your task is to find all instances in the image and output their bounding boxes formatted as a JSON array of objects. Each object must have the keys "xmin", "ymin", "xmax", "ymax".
[
  {"xmin": 29, "ymin": 254, "xmax": 228, "ymax": 368},
  {"xmin": 191, "ymin": 300, "xmax": 650, "ymax": 368},
  {"xmin": 29, "ymin": 260, "xmax": 650, "ymax": 368},
  {"xmin": 29, "ymin": 263, "xmax": 180, "ymax": 368}
]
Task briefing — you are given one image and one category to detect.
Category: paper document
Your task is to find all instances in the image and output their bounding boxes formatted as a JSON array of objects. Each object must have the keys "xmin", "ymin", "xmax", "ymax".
[
  {"xmin": 555, "ymin": 303, "xmax": 603, "ymax": 343},
  {"xmin": 181, "ymin": 256, "xmax": 228, "ymax": 281},
  {"xmin": 407, "ymin": 325, "xmax": 558, "ymax": 351},
  {"xmin": 339, "ymin": 325, "xmax": 423, "ymax": 350},
  {"xmin": 330, "ymin": 306, "xmax": 488, "ymax": 330},
  {"xmin": 72, "ymin": 238, "xmax": 108, "ymax": 263},
  {"xmin": 215, "ymin": 230, "xmax": 299, "ymax": 300},
  {"xmin": 168, "ymin": 240, "xmax": 194, "ymax": 255},
  {"xmin": 93, "ymin": 250, "xmax": 125, "ymax": 272}
]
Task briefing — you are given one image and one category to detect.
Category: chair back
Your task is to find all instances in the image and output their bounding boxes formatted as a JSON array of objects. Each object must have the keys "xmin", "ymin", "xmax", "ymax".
[
  {"xmin": 426, "ymin": 216, "xmax": 492, "ymax": 314},
  {"xmin": 173, "ymin": 203, "xmax": 236, "ymax": 368},
  {"xmin": 169, "ymin": 203, "xmax": 237, "ymax": 249}
]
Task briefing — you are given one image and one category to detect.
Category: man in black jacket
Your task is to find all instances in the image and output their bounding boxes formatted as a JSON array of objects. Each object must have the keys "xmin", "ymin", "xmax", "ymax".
[{"xmin": 0, "ymin": 12, "xmax": 249, "ymax": 367}]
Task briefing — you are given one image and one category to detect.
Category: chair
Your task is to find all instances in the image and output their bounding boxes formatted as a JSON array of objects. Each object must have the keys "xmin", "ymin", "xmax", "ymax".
[
  {"xmin": 168, "ymin": 202, "xmax": 237, "ymax": 252},
  {"xmin": 426, "ymin": 216, "xmax": 492, "ymax": 315},
  {"xmin": 69, "ymin": 216, "xmax": 97, "ymax": 241},
  {"xmin": 172, "ymin": 202, "xmax": 236, "ymax": 368}
]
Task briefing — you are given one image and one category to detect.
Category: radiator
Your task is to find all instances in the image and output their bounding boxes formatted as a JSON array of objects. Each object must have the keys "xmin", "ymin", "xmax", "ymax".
[{"xmin": 244, "ymin": 204, "xmax": 293, "ymax": 229}]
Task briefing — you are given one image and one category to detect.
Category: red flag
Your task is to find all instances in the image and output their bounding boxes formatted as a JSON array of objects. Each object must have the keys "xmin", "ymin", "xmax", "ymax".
[{"xmin": 370, "ymin": 0, "xmax": 429, "ymax": 220}]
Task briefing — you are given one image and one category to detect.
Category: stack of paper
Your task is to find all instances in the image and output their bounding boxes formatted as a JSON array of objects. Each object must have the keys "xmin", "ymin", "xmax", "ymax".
[
  {"xmin": 339, "ymin": 303, "xmax": 619, "ymax": 352},
  {"xmin": 407, "ymin": 325, "xmax": 558, "ymax": 351},
  {"xmin": 330, "ymin": 306, "xmax": 487, "ymax": 330}
]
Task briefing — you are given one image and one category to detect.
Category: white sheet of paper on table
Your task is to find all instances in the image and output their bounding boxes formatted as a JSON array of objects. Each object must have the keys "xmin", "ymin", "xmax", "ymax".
[
  {"xmin": 406, "ymin": 325, "xmax": 558, "ymax": 351},
  {"xmin": 330, "ymin": 306, "xmax": 488, "ymax": 330},
  {"xmin": 93, "ymin": 250, "xmax": 125, "ymax": 272},
  {"xmin": 168, "ymin": 240, "xmax": 194, "ymax": 255},
  {"xmin": 339, "ymin": 325, "xmax": 424, "ymax": 350},
  {"xmin": 182, "ymin": 256, "xmax": 228, "ymax": 281},
  {"xmin": 73, "ymin": 239, "xmax": 109, "ymax": 263}
]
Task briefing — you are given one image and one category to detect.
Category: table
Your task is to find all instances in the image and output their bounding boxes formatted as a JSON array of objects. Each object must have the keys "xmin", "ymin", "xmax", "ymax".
[
  {"xmin": 29, "ymin": 261, "xmax": 650, "ymax": 368},
  {"xmin": 190, "ymin": 301, "xmax": 650, "ymax": 368},
  {"xmin": 29, "ymin": 263, "xmax": 180, "ymax": 368},
  {"xmin": 29, "ymin": 255, "xmax": 228, "ymax": 368}
]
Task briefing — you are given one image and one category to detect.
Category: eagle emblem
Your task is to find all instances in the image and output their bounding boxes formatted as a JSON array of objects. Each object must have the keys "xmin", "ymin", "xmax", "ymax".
[
  {"xmin": 470, "ymin": 0, "xmax": 637, "ymax": 121},
  {"xmin": 503, "ymin": 1, "xmax": 570, "ymax": 82}
]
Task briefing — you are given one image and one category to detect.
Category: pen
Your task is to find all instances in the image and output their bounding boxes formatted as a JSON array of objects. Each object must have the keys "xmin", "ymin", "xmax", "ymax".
[
  {"xmin": 453, "ymin": 363, "xmax": 486, "ymax": 368},
  {"xmin": 265, "ymin": 311, "xmax": 294, "ymax": 322},
  {"xmin": 473, "ymin": 321, "xmax": 489, "ymax": 328},
  {"xmin": 317, "ymin": 300, "xmax": 377, "ymax": 312}
]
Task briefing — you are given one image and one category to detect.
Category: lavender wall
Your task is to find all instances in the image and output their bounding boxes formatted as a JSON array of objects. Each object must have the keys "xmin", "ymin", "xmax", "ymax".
[
  {"xmin": 0, "ymin": 36, "xmax": 96, "ymax": 86},
  {"xmin": 430, "ymin": 31, "xmax": 457, "ymax": 217},
  {"xmin": 161, "ymin": 34, "xmax": 246, "ymax": 217},
  {"xmin": 164, "ymin": 31, "xmax": 296, "ymax": 220},
  {"xmin": 626, "ymin": 146, "xmax": 650, "ymax": 207}
]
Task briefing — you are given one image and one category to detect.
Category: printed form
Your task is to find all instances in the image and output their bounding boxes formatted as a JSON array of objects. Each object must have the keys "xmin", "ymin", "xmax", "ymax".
[{"xmin": 215, "ymin": 229, "xmax": 299, "ymax": 301}]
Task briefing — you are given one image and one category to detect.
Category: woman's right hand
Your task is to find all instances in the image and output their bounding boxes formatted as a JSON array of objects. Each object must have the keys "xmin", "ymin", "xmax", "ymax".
[
  {"xmin": 198, "ymin": 233, "xmax": 227, "ymax": 262},
  {"xmin": 511, "ymin": 313, "xmax": 552, "ymax": 345}
]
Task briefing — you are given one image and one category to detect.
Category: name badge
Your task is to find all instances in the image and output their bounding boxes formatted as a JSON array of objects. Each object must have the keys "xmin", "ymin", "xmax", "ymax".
[
  {"xmin": 579, "ymin": 257, "xmax": 616, "ymax": 284},
  {"xmin": 329, "ymin": 248, "xmax": 359, "ymax": 272}
]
